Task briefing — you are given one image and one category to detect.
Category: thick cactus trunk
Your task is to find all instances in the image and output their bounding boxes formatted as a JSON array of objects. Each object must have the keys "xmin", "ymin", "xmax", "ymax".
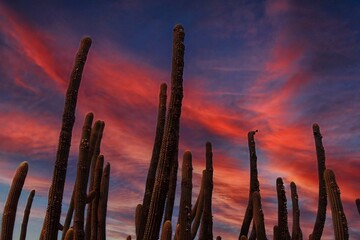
[
  {"xmin": 310, "ymin": 123, "xmax": 327, "ymax": 240},
  {"xmin": 143, "ymin": 24, "xmax": 185, "ymax": 240},
  {"xmin": 276, "ymin": 178, "xmax": 290, "ymax": 240},
  {"xmin": 324, "ymin": 169, "xmax": 348, "ymax": 240},
  {"xmin": 1, "ymin": 161, "xmax": 28, "ymax": 240},
  {"xmin": 20, "ymin": 189, "xmax": 36, "ymax": 240},
  {"xmin": 252, "ymin": 191, "xmax": 267, "ymax": 240},
  {"xmin": 42, "ymin": 37, "xmax": 92, "ymax": 240},
  {"xmin": 240, "ymin": 131, "xmax": 260, "ymax": 239},
  {"xmin": 97, "ymin": 162, "xmax": 110, "ymax": 240},
  {"xmin": 290, "ymin": 182, "xmax": 302, "ymax": 240}
]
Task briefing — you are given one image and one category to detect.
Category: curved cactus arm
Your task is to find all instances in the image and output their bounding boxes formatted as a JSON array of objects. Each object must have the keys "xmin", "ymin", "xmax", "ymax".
[
  {"xmin": 42, "ymin": 37, "xmax": 92, "ymax": 240},
  {"xmin": 1, "ymin": 161, "xmax": 28, "ymax": 240},
  {"xmin": 324, "ymin": 169, "xmax": 348, "ymax": 240},
  {"xmin": 20, "ymin": 189, "xmax": 36, "ymax": 240},
  {"xmin": 160, "ymin": 220, "xmax": 172, "ymax": 240},
  {"xmin": 290, "ymin": 182, "xmax": 302, "ymax": 240}
]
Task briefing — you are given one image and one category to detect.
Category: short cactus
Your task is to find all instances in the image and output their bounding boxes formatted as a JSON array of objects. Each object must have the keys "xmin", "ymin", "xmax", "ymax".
[
  {"xmin": 290, "ymin": 182, "xmax": 302, "ymax": 240},
  {"xmin": 20, "ymin": 189, "xmax": 36, "ymax": 240}
]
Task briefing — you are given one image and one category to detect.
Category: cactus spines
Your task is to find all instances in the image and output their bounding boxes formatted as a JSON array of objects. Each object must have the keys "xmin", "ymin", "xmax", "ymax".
[
  {"xmin": 97, "ymin": 162, "xmax": 110, "ymax": 240},
  {"xmin": 178, "ymin": 151, "xmax": 193, "ymax": 240},
  {"xmin": 290, "ymin": 182, "xmax": 302, "ymax": 240},
  {"xmin": 276, "ymin": 178, "xmax": 290, "ymax": 240},
  {"xmin": 240, "ymin": 131, "xmax": 260, "ymax": 239},
  {"xmin": 324, "ymin": 169, "xmax": 348, "ymax": 240},
  {"xmin": 161, "ymin": 220, "xmax": 172, "ymax": 240},
  {"xmin": 199, "ymin": 142, "xmax": 214, "ymax": 240},
  {"xmin": 42, "ymin": 37, "xmax": 92, "ymax": 240},
  {"xmin": 135, "ymin": 204, "xmax": 143, "ymax": 238},
  {"xmin": 20, "ymin": 189, "xmax": 36, "ymax": 240},
  {"xmin": 310, "ymin": 123, "xmax": 327, "ymax": 240},
  {"xmin": 191, "ymin": 170, "xmax": 205, "ymax": 239},
  {"xmin": 252, "ymin": 191, "xmax": 267, "ymax": 240},
  {"xmin": 64, "ymin": 228, "xmax": 74, "ymax": 240},
  {"xmin": 356, "ymin": 199, "xmax": 360, "ymax": 215},
  {"xmin": 143, "ymin": 24, "xmax": 185, "ymax": 240},
  {"xmin": 1, "ymin": 161, "xmax": 28, "ymax": 240}
]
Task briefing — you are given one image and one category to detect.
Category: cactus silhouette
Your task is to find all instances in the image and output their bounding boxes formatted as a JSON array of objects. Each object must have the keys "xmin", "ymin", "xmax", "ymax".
[
  {"xmin": 356, "ymin": 199, "xmax": 360, "ymax": 215},
  {"xmin": 310, "ymin": 123, "xmax": 327, "ymax": 240},
  {"xmin": 240, "ymin": 131, "xmax": 260, "ymax": 239},
  {"xmin": 276, "ymin": 177, "xmax": 290, "ymax": 240},
  {"xmin": 324, "ymin": 169, "xmax": 348, "ymax": 240},
  {"xmin": 97, "ymin": 162, "xmax": 110, "ymax": 240},
  {"xmin": 42, "ymin": 37, "xmax": 92, "ymax": 240},
  {"xmin": 252, "ymin": 191, "xmax": 267, "ymax": 240},
  {"xmin": 1, "ymin": 161, "xmax": 28, "ymax": 240},
  {"xmin": 20, "ymin": 189, "xmax": 35, "ymax": 240},
  {"xmin": 191, "ymin": 170, "xmax": 205, "ymax": 239},
  {"xmin": 290, "ymin": 182, "xmax": 302, "ymax": 240},
  {"xmin": 135, "ymin": 204, "xmax": 142, "ymax": 238},
  {"xmin": 143, "ymin": 24, "xmax": 185, "ymax": 240},
  {"xmin": 161, "ymin": 220, "xmax": 172, "ymax": 240},
  {"xmin": 164, "ymin": 151, "xmax": 179, "ymax": 224}
]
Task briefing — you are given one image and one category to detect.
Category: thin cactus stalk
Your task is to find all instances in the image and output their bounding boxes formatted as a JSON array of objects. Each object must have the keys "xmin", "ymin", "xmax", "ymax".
[
  {"xmin": 139, "ymin": 83, "xmax": 167, "ymax": 240},
  {"xmin": 178, "ymin": 151, "xmax": 192, "ymax": 240},
  {"xmin": 191, "ymin": 170, "xmax": 205, "ymax": 239},
  {"xmin": 1, "ymin": 161, "xmax": 28, "ymax": 240},
  {"xmin": 86, "ymin": 121, "xmax": 105, "ymax": 240},
  {"xmin": 90, "ymin": 155, "xmax": 105, "ymax": 240},
  {"xmin": 252, "ymin": 191, "xmax": 267, "ymax": 240},
  {"xmin": 199, "ymin": 142, "xmax": 213, "ymax": 240},
  {"xmin": 324, "ymin": 169, "xmax": 349, "ymax": 240},
  {"xmin": 240, "ymin": 130, "xmax": 260, "ymax": 239},
  {"xmin": 135, "ymin": 204, "xmax": 142, "ymax": 238},
  {"xmin": 160, "ymin": 220, "xmax": 172, "ymax": 240},
  {"xmin": 143, "ymin": 24, "xmax": 185, "ymax": 240},
  {"xmin": 164, "ymin": 152, "xmax": 178, "ymax": 224},
  {"xmin": 310, "ymin": 123, "xmax": 327, "ymax": 240},
  {"xmin": 20, "ymin": 189, "xmax": 36, "ymax": 240},
  {"xmin": 276, "ymin": 177, "xmax": 290, "ymax": 240},
  {"xmin": 62, "ymin": 192, "xmax": 75, "ymax": 240},
  {"xmin": 290, "ymin": 182, "xmax": 302, "ymax": 240},
  {"xmin": 42, "ymin": 37, "xmax": 92, "ymax": 240},
  {"xmin": 356, "ymin": 199, "xmax": 360, "ymax": 215},
  {"xmin": 97, "ymin": 163, "xmax": 110, "ymax": 240},
  {"xmin": 74, "ymin": 113, "xmax": 94, "ymax": 240}
]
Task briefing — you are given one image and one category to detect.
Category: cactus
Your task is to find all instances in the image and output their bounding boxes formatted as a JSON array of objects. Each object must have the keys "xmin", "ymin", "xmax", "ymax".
[
  {"xmin": 1, "ymin": 161, "xmax": 28, "ymax": 240},
  {"xmin": 160, "ymin": 220, "xmax": 172, "ymax": 240},
  {"xmin": 143, "ymin": 24, "xmax": 185, "ymax": 240},
  {"xmin": 191, "ymin": 170, "xmax": 205, "ymax": 239},
  {"xmin": 356, "ymin": 199, "xmax": 360, "ymax": 215},
  {"xmin": 135, "ymin": 204, "xmax": 142, "ymax": 238},
  {"xmin": 42, "ymin": 37, "xmax": 92, "ymax": 240},
  {"xmin": 276, "ymin": 177, "xmax": 290, "ymax": 240},
  {"xmin": 310, "ymin": 123, "xmax": 327, "ymax": 240},
  {"xmin": 273, "ymin": 226, "xmax": 278, "ymax": 240},
  {"xmin": 138, "ymin": 83, "xmax": 167, "ymax": 239},
  {"xmin": 178, "ymin": 151, "xmax": 193, "ymax": 240},
  {"xmin": 64, "ymin": 228, "xmax": 74, "ymax": 240},
  {"xmin": 163, "ymin": 152, "xmax": 178, "ymax": 224},
  {"xmin": 324, "ymin": 169, "xmax": 348, "ymax": 240},
  {"xmin": 20, "ymin": 189, "xmax": 36, "ymax": 240},
  {"xmin": 252, "ymin": 191, "xmax": 267, "ymax": 240},
  {"xmin": 290, "ymin": 182, "xmax": 302, "ymax": 240},
  {"xmin": 240, "ymin": 131, "xmax": 260, "ymax": 239},
  {"xmin": 62, "ymin": 192, "xmax": 75, "ymax": 240},
  {"xmin": 97, "ymin": 162, "xmax": 110, "ymax": 240},
  {"xmin": 199, "ymin": 142, "xmax": 213, "ymax": 240}
]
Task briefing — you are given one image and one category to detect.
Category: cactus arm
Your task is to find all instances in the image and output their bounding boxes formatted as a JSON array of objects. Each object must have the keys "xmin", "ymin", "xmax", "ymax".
[
  {"xmin": 135, "ymin": 204, "xmax": 142, "ymax": 238},
  {"xmin": 20, "ymin": 189, "xmax": 35, "ymax": 240},
  {"xmin": 160, "ymin": 220, "xmax": 172, "ymax": 240},
  {"xmin": 252, "ymin": 191, "xmax": 267, "ymax": 240},
  {"xmin": 97, "ymin": 163, "xmax": 110, "ymax": 240},
  {"xmin": 276, "ymin": 178, "xmax": 290, "ymax": 240},
  {"xmin": 324, "ymin": 169, "xmax": 349, "ymax": 240},
  {"xmin": 290, "ymin": 182, "xmax": 302, "ymax": 240}
]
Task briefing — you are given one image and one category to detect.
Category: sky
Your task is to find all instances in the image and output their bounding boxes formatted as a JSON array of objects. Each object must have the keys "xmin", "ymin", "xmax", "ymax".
[{"xmin": 0, "ymin": 0, "xmax": 360, "ymax": 239}]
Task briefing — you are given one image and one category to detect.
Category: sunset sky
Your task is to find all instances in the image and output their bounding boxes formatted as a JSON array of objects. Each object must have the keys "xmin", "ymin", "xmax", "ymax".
[{"xmin": 1, "ymin": 1, "xmax": 360, "ymax": 239}]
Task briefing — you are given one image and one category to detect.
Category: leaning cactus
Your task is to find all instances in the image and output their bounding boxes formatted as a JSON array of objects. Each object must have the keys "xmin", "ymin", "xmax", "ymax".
[
  {"xmin": 310, "ymin": 123, "xmax": 327, "ymax": 240},
  {"xmin": 42, "ymin": 37, "xmax": 92, "ymax": 240},
  {"xmin": 276, "ymin": 177, "xmax": 290, "ymax": 240},
  {"xmin": 20, "ymin": 189, "xmax": 36, "ymax": 240},
  {"xmin": 252, "ymin": 191, "xmax": 267, "ymax": 240},
  {"xmin": 1, "ymin": 161, "xmax": 28, "ymax": 240},
  {"xmin": 290, "ymin": 182, "xmax": 302, "ymax": 240},
  {"xmin": 143, "ymin": 24, "xmax": 185, "ymax": 240},
  {"xmin": 324, "ymin": 169, "xmax": 348, "ymax": 240}
]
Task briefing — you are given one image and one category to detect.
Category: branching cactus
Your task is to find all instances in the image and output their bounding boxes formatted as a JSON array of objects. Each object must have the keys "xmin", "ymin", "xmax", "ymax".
[
  {"xmin": 240, "ymin": 130, "xmax": 260, "ymax": 239},
  {"xmin": 252, "ymin": 191, "xmax": 267, "ymax": 240},
  {"xmin": 290, "ymin": 182, "xmax": 302, "ymax": 240},
  {"xmin": 139, "ymin": 83, "xmax": 167, "ymax": 240},
  {"xmin": 178, "ymin": 151, "xmax": 193, "ymax": 240},
  {"xmin": 42, "ymin": 37, "xmax": 92, "ymax": 240},
  {"xmin": 310, "ymin": 123, "xmax": 327, "ymax": 240},
  {"xmin": 324, "ymin": 169, "xmax": 348, "ymax": 240},
  {"xmin": 97, "ymin": 162, "xmax": 110, "ymax": 240},
  {"xmin": 191, "ymin": 170, "xmax": 205, "ymax": 239},
  {"xmin": 20, "ymin": 189, "xmax": 36, "ymax": 240},
  {"xmin": 143, "ymin": 24, "xmax": 185, "ymax": 240},
  {"xmin": 1, "ymin": 161, "xmax": 28, "ymax": 240},
  {"xmin": 276, "ymin": 178, "xmax": 290, "ymax": 240},
  {"xmin": 161, "ymin": 220, "xmax": 172, "ymax": 240}
]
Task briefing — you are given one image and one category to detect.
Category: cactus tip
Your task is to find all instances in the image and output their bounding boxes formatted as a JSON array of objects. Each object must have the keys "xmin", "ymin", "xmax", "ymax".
[
  {"xmin": 312, "ymin": 123, "xmax": 320, "ymax": 132},
  {"xmin": 174, "ymin": 24, "xmax": 184, "ymax": 32}
]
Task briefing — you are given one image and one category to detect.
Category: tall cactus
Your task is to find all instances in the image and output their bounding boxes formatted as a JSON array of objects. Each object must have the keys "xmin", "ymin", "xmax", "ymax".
[
  {"xmin": 324, "ymin": 169, "xmax": 348, "ymax": 240},
  {"xmin": 310, "ymin": 123, "xmax": 327, "ymax": 240},
  {"xmin": 178, "ymin": 151, "xmax": 193, "ymax": 240},
  {"xmin": 240, "ymin": 131, "xmax": 260, "ymax": 239},
  {"xmin": 143, "ymin": 24, "xmax": 185, "ymax": 240},
  {"xmin": 20, "ymin": 189, "xmax": 36, "ymax": 240},
  {"xmin": 42, "ymin": 37, "xmax": 92, "ymax": 240},
  {"xmin": 97, "ymin": 162, "xmax": 110, "ymax": 240},
  {"xmin": 1, "ymin": 161, "xmax": 28, "ymax": 240},
  {"xmin": 199, "ymin": 142, "xmax": 213, "ymax": 240},
  {"xmin": 252, "ymin": 191, "xmax": 267, "ymax": 240},
  {"xmin": 290, "ymin": 182, "xmax": 302, "ymax": 240},
  {"xmin": 276, "ymin": 177, "xmax": 290, "ymax": 240}
]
